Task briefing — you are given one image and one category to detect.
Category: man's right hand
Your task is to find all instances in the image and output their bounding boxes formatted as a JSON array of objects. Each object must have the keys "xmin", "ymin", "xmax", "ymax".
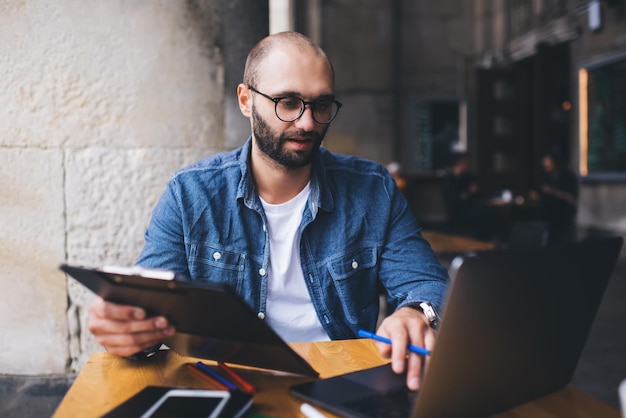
[{"xmin": 88, "ymin": 297, "xmax": 176, "ymax": 357}]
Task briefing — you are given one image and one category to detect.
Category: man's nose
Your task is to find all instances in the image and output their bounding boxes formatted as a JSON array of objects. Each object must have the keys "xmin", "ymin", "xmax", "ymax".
[{"xmin": 294, "ymin": 105, "xmax": 317, "ymax": 130}]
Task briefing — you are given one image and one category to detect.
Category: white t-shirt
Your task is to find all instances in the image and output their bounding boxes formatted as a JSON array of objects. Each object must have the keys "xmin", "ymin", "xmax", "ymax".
[{"xmin": 260, "ymin": 182, "xmax": 330, "ymax": 342}]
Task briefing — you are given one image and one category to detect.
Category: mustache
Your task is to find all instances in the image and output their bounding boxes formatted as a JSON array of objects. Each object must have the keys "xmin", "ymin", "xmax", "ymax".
[{"xmin": 282, "ymin": 130, "xmax": 322, "ymax": 141}]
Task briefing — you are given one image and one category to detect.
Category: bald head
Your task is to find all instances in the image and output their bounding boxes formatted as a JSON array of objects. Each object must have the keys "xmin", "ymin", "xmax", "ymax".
[{"xmin": 243, "ymin": 31, "xmax": 334, "ymax": 88}]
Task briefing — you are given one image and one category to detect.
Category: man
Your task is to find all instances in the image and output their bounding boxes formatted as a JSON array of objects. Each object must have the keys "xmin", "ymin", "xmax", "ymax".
[
  {"xmin": 529, "ymin": 151, "xmax": 578, "ymax": 245},
  {"xmin": 88, "ymin": 31, "xmax": 448, "ymax": 390},
  {"xmin": 442, "ymin": 153, "xmax": 480, "ymax": 226},
  {"xmin": 442, "ymin": 153, "xmax": 497, "ymax": 240}
]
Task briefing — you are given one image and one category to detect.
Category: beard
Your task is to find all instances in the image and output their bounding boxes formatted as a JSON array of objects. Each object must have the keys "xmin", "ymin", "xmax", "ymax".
[{"xmin": 252, "ymin": 106, "xmax": 326, "ymax": 168}]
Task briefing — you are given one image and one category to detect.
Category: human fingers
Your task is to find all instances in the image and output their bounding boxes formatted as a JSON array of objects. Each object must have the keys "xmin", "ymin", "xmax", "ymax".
[
  {"xmin": 376, "ymin": 313, "xmax": 412, "ymax": 375},
  {"xmin": 373, "ymin": 324, "xmax": 393, "ymax": 359},
  {"xmin": 88, "ymin": 297, "xmax": 174, "ymax": 355},
  {"xmin": 89, "ymin": 297, "xmax": 147, "ymax": 321},
  {"xmin": 378, "ymin": 307, "xmax": 433, "ymax": 380},
  {"xmin": 405, "ymin": 349, "xmax": 424, "ymax": 390},
  {"xmin": 88, "ymin": 311, "xmax": 173, "ymax": 336},
  {"xmin": 95, "ymin": 328, "xmax": 173, "ymax": 357},
  {"xmin": 89, "ymin": 317, "xmax": 175, "ymax": 357},
  {"xmin": 389, "ymin": 327, "xmax": 410, "ymax": 375},
  {"xmin": 388, "ymin": 326, "xmax": 429, "ymax": 381},
  {"xmin": 405, "ymin": 324, "xmax": 435, "ymax": 390}
]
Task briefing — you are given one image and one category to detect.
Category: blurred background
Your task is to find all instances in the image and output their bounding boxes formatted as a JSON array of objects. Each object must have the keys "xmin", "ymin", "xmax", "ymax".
[{"xmin": 1, "ymin": 0, "xmax": 625, "ymax": 415}]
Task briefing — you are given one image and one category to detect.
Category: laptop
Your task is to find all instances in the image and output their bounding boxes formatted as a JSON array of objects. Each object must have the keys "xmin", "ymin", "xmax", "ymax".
[{"xmin": 291, "ymin": 236, "xmax": 623, "ymax": 418}]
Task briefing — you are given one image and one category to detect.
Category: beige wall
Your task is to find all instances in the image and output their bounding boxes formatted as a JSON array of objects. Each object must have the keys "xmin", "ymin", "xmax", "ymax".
[{"xmin": 1, "ymin": 0, "xmax": 224, "ymax": 373}]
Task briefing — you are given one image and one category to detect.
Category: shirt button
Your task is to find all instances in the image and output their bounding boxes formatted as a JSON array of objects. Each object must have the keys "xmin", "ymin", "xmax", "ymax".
[
  {"xmin": 257, "ymin": 312, "xmax": 265, "ymax": 320},
  {"xmin": 352, "ymin": 260, "xmax": 359, "ymax": 269},
  {"xmin": 213, "ymin": 251, "xmax": 221, "ymax": 260},
  {"xmin": 262, "ymin": 224, "xmax": 267, "ymax": 232},
  {"xmin": 259, "ymin": 268, "xmax": 266, "ymax": 276}
]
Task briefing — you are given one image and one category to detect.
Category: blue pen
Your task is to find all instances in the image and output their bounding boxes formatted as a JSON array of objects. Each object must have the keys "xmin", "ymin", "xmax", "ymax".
[
  {"xmin": 357, "ymin": 329, "xmax": 431, "ymax": 356},
  {"xmin": 195, "ymin": 361, "xmax": 238, "ymax": 390}
]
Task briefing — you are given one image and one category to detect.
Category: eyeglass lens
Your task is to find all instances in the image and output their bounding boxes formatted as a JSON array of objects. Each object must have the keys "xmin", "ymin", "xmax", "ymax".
[{"xmin": 276, "ymin": 97, "xmax": 339, "ymax": 124}]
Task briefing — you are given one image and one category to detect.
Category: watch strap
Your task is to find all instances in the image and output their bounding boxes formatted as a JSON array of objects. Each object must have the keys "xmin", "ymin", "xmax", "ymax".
[{"xmin": 403, "ymin": 301, "xmax": 440, "ymax": 329}]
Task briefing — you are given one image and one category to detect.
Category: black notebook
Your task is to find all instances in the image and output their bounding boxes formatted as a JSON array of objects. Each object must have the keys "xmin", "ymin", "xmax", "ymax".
[{"xmin": 60, "ymin": 264, "xmax": 318, "ymax": 377}]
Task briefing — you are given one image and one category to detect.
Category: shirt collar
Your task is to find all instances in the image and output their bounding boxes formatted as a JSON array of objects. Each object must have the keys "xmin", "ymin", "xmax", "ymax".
[{"xmin": 236, "ymin": 136, "xmax": 335, "ymax": 214}]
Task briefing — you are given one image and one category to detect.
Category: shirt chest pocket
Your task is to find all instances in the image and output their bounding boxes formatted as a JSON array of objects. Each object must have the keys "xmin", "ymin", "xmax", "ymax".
[
  {"xmin": 187, "ymin": 244, "xmax": 245, "ymax": 291},
  {"xmin": 327, "ymin": 247, "xmax": 379, "ymax": 324},
  {"xmin": 328, "ymin": 247, "xmax": 378, "ymax": 278}
]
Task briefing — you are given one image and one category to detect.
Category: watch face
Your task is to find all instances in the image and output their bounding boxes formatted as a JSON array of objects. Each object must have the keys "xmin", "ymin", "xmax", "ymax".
[
  {"xmin": 419, "ymin": 302, "xmax": 439, "ymax": 329},
  {"xmin": 420, "ymin": 303, "xmax": 434, "ymax": 319}
]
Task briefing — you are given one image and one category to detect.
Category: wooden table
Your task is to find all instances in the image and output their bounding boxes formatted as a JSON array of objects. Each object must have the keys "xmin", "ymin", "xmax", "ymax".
[
  {"xmin": 421, "ymin": 229, "xmax": 494, "ymax": 254},
  {"xmin": 53, "ymin": 339, "xmax": 619, "ymax": 418}
]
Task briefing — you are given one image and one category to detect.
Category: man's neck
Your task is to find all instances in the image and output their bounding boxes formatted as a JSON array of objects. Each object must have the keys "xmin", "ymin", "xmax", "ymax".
[{"xmin": 251, "ymin": 146, "xmax": 313, "ymax": 205}]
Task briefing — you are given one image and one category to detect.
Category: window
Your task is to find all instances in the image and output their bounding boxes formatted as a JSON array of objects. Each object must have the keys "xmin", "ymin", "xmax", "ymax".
[
  {"xmin": 579, "ymin": 53, "xmax": 626, "ymax": 180},
  {"xmin": 406, "ymin": 97, "xmax": 466, "ymax": 173}
]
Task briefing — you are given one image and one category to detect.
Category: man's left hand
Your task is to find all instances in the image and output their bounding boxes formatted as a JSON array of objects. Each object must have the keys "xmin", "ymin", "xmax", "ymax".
[{"xmin": 375, "ymin": 306, "xmax": 436, "ymax": 391}]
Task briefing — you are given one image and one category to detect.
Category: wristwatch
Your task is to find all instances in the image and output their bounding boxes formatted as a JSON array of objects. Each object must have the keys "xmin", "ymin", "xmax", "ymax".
[{"xmin": 406, "ymin": 301, "xmax": 440, "ymax": 330}]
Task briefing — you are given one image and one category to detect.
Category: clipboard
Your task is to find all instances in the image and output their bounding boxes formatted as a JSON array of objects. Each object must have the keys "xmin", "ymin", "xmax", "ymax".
[{"xmin": 60, "ymin": 264, "xmax": 318, "ymax": 377}]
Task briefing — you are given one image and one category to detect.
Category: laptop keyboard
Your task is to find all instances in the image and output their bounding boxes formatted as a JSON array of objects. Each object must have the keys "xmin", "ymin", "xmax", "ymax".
[{"xmin": 342, "ymin": 386, "xmax": 417, "ymax": 418}]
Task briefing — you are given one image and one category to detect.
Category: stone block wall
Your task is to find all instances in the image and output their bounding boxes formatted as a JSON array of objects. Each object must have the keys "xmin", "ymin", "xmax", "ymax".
[{"xmin": 1, "ymin": 0, "xmax": 225, "ymax": 373}]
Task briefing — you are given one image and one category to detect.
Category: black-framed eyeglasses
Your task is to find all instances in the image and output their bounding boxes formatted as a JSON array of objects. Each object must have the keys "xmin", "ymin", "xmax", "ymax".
[{"xmin": 248, "ymin": 85, "xmax": 342, "ymax": 124}]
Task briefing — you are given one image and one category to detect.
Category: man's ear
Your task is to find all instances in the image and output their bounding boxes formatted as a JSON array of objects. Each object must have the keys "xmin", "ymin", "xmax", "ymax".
[{"xmin": 237, "ymin": 84, "xmax": 252, "ymax": 118}]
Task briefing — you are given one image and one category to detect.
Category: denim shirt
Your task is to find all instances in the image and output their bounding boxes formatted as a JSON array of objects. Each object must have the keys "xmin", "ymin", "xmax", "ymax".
[{"xmin": 136, "ymin": 138, "xmax": 449, "ymax": 340}]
